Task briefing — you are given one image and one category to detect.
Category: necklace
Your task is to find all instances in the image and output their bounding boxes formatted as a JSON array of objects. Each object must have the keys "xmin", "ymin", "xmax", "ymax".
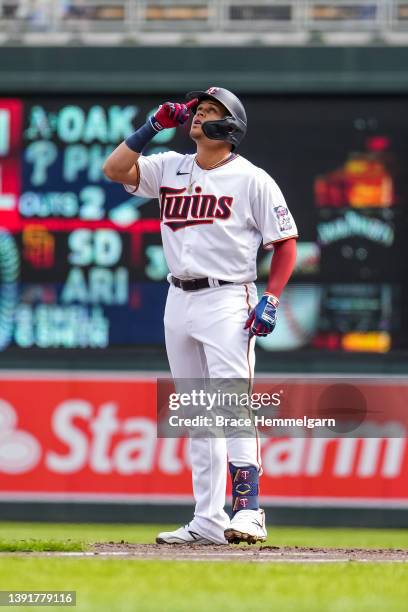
[{"xmin": 187, "ymin": 153, "xmax": 234, "ymax": 194}]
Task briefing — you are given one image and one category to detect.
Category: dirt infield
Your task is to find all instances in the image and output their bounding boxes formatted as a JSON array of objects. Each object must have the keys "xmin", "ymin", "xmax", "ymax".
[
  {"xmin": 86, "ymin": 543, "xmax": 408, "ymax": 563},
  {"xmin": 1, "ymin": 543, "xmax": 407, "ymax": 562}
]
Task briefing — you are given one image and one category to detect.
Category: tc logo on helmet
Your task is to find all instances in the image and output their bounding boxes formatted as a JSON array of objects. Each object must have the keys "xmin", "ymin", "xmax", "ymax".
[{"xmin": 206, "ymin": 87, "xmax": 219, "ymax": 95}]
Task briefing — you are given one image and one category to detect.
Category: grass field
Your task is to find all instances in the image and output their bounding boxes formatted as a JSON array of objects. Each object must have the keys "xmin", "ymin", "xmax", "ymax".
[{"xmin": 0, "ymin": 523, "xmax": 407, "ymax": 612}]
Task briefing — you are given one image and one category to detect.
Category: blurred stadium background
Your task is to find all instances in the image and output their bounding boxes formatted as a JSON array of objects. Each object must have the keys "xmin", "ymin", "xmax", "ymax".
[{"xmin": 0, "ymin": 0, "xmax": 407, "ymax": 529}]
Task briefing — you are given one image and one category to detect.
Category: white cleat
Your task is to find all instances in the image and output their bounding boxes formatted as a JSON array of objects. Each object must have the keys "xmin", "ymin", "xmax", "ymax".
[
  {"xmin": 224, "ymin": 509, "xmax": 267, "ymax": 545},
  {"xmin": 156, "ymin": 524, "xmax": 214, "ymax": 545}
]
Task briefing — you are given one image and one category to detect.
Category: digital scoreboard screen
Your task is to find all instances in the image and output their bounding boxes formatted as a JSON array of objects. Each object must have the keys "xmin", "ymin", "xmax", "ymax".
[{"xmin": 0, "ymin": 95, "xmax": 407, "ymax": 353}]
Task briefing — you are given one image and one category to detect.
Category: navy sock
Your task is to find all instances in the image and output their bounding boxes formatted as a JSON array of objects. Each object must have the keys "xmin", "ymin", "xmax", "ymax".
[{"xmin": 229, "ymin": 463, "xmax": 259, "ymax": 516}]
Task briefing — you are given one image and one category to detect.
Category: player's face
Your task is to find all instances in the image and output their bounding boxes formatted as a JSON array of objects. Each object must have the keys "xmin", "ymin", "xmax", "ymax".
[{"xmin": 189, "ymin": 99, "xmax": 226, "ymax": 141}]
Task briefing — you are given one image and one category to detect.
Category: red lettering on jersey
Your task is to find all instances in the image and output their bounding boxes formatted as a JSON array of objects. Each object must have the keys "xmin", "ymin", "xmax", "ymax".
[
  {"xmin": 200, "ymin": 195, "xmax": 217, "ymax": 218},
  {"xmin": 159, "ymin": 186, "xmax": 235, "ymax": 231},
  {"xmin": 190, "ymin": 194, "xmax": 202, "ymax": 218},
  {"xmin": 214, "ymin": 196, "xmax": 233, "ymax": 219},
  {"xmin": 159, "ymin": 186, "xmax": 185, "ymax": 220},
  {"xmin": 164, "ymin": 220, "xmax": 214, "ymax": 232},
  {"xmin": 165, "ymin": 195, "xmax": 191, "ymax": 219}
]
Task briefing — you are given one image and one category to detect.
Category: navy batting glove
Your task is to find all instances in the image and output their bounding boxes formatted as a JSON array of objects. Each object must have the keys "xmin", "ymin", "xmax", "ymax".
[{"xmin": 245, "ymin": 294, "xmax": 279, "ymax": 337}]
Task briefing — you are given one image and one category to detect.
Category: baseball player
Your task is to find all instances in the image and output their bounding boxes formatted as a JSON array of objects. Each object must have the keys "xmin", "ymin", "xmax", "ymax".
[{"xmin": 103, "ymin": 87, "xmax": 298, "ymax": 545}]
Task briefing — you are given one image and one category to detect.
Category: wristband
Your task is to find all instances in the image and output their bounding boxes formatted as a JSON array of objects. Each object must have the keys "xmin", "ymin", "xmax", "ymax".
[
  {"xmin": 125, "ymin": 119, "xmax": 157, "ymax": 153},
  {"xmin": 263, "ymin": 293, "xmax": 279, "ymax": 307}
]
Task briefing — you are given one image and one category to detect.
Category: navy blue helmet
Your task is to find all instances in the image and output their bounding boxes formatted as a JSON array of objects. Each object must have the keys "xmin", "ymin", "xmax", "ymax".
[{"xmin": 186, "ymin": 87, "xmax": 247, "ymax": 150}]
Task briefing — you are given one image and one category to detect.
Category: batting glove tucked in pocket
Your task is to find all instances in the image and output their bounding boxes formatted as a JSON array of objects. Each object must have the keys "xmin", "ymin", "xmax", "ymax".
[{"xmin": 244, "ymin": 294, "xmax": 279, "ymax": 337}]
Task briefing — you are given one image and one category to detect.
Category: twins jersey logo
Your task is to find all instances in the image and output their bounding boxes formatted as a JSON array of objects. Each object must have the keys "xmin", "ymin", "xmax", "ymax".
[
  {"xmin": 274, "ymin": 205, "xmax": 293, "ymax": 231},
  {"xmin": 159, "ymin": 186, "xmax": 234, "ymax": 231}
]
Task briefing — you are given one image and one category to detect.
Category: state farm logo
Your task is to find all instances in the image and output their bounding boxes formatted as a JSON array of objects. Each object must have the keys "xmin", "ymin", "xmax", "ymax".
[
  {"xmin": 0, "ymin": 400, "xmax": 41, "ymax": 473},
  {"xmin": 0, "ymin": 397, "xmax": 190, "ymax": 477},
  {"xmin": 0, "ymin": 394, "xmax": 406, "ymax": 481},
  {"xmin": 261, "ymin": 436, "xmax": 406, "ymax": 479},
  {"xmin": 46, "ymin": 400, "xmax": 159, "ymax": 474}
]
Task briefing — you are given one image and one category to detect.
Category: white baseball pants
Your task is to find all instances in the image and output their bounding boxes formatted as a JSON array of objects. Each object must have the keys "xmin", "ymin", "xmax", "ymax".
[{"xmin": 164, "ymin": 281, "xmax": 262, "ymax": 543}]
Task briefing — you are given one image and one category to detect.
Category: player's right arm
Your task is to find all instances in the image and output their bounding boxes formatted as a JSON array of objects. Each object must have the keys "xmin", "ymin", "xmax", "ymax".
[
  {"xmin": 102, "ymin": 141, "xmax": 141, "ymax": 186},
  {"xmin": 103, "ymin": 99, "xmax": 197, "ymax": 187}
]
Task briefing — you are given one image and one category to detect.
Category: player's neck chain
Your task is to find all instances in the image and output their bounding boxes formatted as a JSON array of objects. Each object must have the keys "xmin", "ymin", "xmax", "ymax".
[{"xmin": 187, "ymin": 153, "xmax": 236, "ymax": 194}]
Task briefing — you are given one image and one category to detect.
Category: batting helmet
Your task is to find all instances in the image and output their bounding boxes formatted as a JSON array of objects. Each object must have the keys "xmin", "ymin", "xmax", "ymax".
[{"xmin": 185, "ymin": 86, "xmax": 247, "ymax": 150}]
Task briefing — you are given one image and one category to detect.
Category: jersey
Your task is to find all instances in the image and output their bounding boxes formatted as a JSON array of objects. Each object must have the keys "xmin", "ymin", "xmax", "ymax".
[{"xmin": 124, "ymin": 151, "xmax": 298, "ymax": 283}]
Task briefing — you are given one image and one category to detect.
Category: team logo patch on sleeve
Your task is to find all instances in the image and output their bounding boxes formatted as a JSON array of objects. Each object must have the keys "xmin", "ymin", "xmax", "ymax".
[{"xmin": 274, "ymin": 205, "xmax": 293, "ymax": 231}]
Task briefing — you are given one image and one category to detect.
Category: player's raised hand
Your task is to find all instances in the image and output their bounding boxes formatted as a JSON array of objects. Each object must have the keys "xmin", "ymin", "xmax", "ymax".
[
  {"xmin": 244, "ymin": 294, "xmax": 279, "ymax": 337},
  {"xmin": 150, "ymin": 98, "xmax": 198, "ymax": 131}
]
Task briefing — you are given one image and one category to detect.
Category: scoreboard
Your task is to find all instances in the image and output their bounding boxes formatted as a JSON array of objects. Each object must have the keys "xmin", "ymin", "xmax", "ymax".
[
  {"xmin": 0, "ymin": 97, "xmax": 178, "ymax": 350},
  {"xmin": 0, "ymin": 95, "xmax": 407, "ymax": 353}
]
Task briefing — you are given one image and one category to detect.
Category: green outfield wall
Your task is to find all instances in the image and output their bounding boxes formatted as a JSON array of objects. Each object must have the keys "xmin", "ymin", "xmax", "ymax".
[{"xmin": 1, "ymin": 45, "xmax": 408, "ymax": 94}]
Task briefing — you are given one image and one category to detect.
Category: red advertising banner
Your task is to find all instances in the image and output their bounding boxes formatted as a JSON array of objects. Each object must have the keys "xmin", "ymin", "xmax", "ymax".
[{"xmin": 0, "ymin": 372, "xmax": 407, "ymax": 507}]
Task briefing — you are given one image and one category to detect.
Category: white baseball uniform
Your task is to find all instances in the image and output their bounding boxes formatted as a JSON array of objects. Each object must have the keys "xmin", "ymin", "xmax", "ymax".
[{"xmin": 125, "ymin": 151, "xmax": 298, "ymax": 543}]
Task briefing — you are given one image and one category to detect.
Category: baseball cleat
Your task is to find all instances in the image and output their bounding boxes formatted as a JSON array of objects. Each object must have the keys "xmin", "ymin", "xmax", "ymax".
[
  {"xmin": 224, "ymin": 509, "xmax": 267, "ymax": 545},
  {"xmin": 156, "ymin": 524, "xmax": 214, "ymax": 545}
]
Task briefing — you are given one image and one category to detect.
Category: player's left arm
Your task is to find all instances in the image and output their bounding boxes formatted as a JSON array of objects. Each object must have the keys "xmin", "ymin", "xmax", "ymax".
[
  {"xmin": 245, "ymin": 237, "xmax": 297, "ymax": 337},
  {"xmin": 265, "ymin": 237, "xmax": 297, "ymax": 297}
]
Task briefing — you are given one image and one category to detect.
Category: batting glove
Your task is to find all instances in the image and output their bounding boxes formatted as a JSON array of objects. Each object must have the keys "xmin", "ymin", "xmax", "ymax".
[
  {"xmin": 244, "ymin": 294, "xmax": 279, "ymax": 337},
  {"xmin": 150, "ymin": 99, "xmax": 198, "ymax": 132}
]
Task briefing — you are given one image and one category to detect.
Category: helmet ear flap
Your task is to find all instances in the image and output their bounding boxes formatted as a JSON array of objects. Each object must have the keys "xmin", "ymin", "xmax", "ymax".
[{"xmin": 201, "ymin": 117, "xmax": 243, "ymax": 150}]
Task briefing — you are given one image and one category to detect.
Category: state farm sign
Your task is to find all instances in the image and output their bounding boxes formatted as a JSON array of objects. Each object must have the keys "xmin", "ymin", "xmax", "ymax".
[{"xmin": 0, "ymin": 372, "xmax": 407, "ymax": 507}]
